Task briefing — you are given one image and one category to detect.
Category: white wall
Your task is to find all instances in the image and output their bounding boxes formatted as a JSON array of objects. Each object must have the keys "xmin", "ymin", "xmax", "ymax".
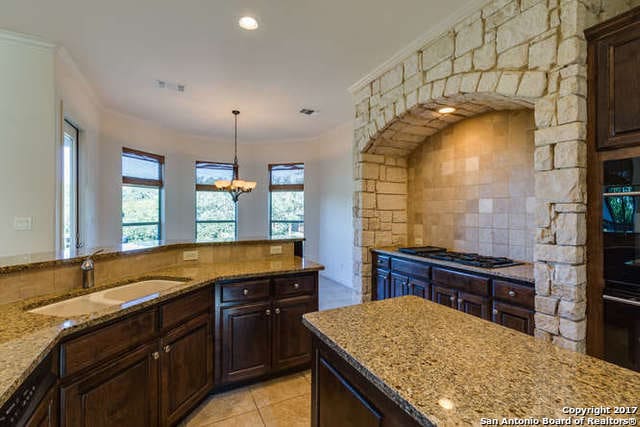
[
  {"xmin": 0, "ymin": 32, "xmax": 55, "ymax": 257},
  {"xmin": 0, "ymin": 29, "xmax": 355, "ymax": 287}
]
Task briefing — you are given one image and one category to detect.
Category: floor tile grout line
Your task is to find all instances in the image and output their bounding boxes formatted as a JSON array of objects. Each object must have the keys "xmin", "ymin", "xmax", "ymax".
[{"xmin": 249, "ymin": 388, "xmax": 268, "ymax": 426}]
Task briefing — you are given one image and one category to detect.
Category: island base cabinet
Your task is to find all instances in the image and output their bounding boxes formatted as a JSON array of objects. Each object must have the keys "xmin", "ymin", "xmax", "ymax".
[
  {"xmin": 24, "ymin": 385, "xmax": 58, "ymax": 427},
  {"xmin": 312, "ymin": 339, "xmax": 420, "ymax": 427},
  {"xmin": 61, "ymin": 343, "xmax": 159, "ymax": 427},
  {"xmin": 160, "ymin": 313, "xmax": 213, "ymax": 426}
]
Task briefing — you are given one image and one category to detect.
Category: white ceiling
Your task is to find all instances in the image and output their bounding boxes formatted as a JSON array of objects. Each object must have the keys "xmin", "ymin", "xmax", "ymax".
[{"xmin": 1, "ymin": 0, "xmax": 471, "ymax": 142}]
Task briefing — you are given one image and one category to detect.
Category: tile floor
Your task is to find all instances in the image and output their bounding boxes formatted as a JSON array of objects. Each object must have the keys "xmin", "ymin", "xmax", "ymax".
[{"xmin": 182, "ymin": 277, "xmax": 359, "ymax": 426}]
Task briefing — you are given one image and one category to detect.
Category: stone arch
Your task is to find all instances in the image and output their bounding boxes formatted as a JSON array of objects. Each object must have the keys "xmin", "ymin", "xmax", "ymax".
[{"xmin": 352, "ymin": 0, "xmax": 591, "ymax": 352}]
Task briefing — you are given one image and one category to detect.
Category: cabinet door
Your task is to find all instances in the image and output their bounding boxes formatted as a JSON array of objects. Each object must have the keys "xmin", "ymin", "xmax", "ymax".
[
  {"xmin": 273, "ymin": 296, "xmax": 315, "ymax": 371},
  {"xmin": 374, "ymin": 269, "xmax": 390, "ymax": 300},
  {"xmin": 457, "ymin": 292, "xmax": 490, "ymax": 320},
  {"xmin": 492, "ymin": 301, "xmax": 534, "ymax": 335},
  {"xmin": 160, "ymin": 313, "xmax": 213, "ymax": 426},
  {"xmin": 220, "ymin": 302, "xmax": 272, "ymax": 384},
  {"xmin": 592, "ymin": 18, "xmax": 640, "ymax": 149},
  {"xmin": 316, "ymin": 356, "xmax": 382, "ymax": 427},
  {"xmin": 24, "ymin": 385, "xmax": 58, "ymax": 427},
  {"xmin": 61, "ymin": 344, "xmax": 159, "ymax": 427},
  {"xmin": 408, "ymin": 278, "xmax": 430, "ymax": 299},
  {"xmin": 431, "ymin": 285, "xmax": 457, "ymax": 308},
  {"xmin": 390, "ymin": 273, "xmax": 409, "ymax": 298}
]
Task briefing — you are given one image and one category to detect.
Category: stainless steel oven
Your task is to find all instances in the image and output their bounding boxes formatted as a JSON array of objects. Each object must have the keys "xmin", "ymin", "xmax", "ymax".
[{"xmin": 602, "ymin": 157, "xmax": 640, "ymax": 371}]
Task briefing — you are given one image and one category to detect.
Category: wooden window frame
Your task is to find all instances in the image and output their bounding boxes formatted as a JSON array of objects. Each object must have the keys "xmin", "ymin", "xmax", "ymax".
[
  {"xmin": 122, "ymin": 147, "xmax": 165, "ymax": 188},
  {"xmin": 195, "ymin": 161, "xmax": 236, "ymax": 192}
]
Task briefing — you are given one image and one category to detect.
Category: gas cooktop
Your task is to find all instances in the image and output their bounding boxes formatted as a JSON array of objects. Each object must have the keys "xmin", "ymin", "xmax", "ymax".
[{"xmin": 397, "ymin": 247, "xmax": 522, "ymax": 269}]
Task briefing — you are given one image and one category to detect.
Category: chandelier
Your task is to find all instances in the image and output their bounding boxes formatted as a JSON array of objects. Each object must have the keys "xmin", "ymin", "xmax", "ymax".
[{"xmin": 215, "ymin": 110, "xmax": 256, "ymax": 202}]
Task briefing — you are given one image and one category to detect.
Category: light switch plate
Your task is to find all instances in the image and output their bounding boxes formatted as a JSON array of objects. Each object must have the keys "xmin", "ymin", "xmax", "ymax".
[
  {"xmin": 183, "ymin": 250, "xmax": 199, "ymax": 261},
  {"xmin": 13, "ymin": 217, "xmax": 32, "ymax": 231},
  {"xmin": 270, "ymin": 245, "xmax": 283, "ymax": 255}
]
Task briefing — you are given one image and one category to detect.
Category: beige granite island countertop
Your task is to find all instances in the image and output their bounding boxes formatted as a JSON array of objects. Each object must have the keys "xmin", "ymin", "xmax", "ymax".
[
  {"xmin": 303, "ymin": 296, "xmax": 640, "ymax": 426},
  {"xmin": 373, "ymin": 248, "xmax": 534, "ymax": 283},
  {"xmin": 0, "ymin": 256, "xmax": 323, "ymax": 407}
]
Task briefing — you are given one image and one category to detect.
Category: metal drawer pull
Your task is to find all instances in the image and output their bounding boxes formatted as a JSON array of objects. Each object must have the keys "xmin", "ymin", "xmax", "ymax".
[
  {"xmin": 508, "ymin": 290, "xmax": 517, "ymax": 297},
  {"xmin": 458, "ymin": 299, "xmax": 464, "ymax": 304},
  {"xmin": 492, "ymin": 309, "xmax": 498, "ymax": 315},
  {"xmin": 243, "ymin": 288, "xmax": 249, "ymax": 296},
  {"xmin": 163, "ymin": 344, "xmax": 171, "ymax": 353},
  {"xmin": 265, "ymin": 309, "xmax": 271, "ymax": 316},
  {"xmin": 152, "ymin": 351, "xmax": 160, "ymax": 360},
  {"xmin": 449, "ymin": 296, "xmax": 455, "ymax": 302},
  {"xmin": 275, "ymin": 308, "xmax": 281, "ymax": 314},
  {"xmin": 293, "ymin": 283, "xmax": 300, "ymax": 289}
]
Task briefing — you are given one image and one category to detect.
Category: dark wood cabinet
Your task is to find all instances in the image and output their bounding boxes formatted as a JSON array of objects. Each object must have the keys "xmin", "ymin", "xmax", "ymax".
[
  {"xmin": 220, "ymin": 302, "xmax": 272, "ymax": 384},
  {"xmin": 432, "ymin": 285, "xmax": 457, "ymax": 308},
  {"xmin": 588, "ymin": 7, "xmax": 640, "ymax": 150},
  {"xmin": 492, "ymin": 301, "xmax": 535, "ymax": 335},
  {"xmin": 273, "ymin": 296, "xmax": 315, "ymax": 371},
  {"xmin": 408, "ymin": 277, "xmax": 429, "ymax": 299},
  {"xmin": 458, "ymin": 291, "xmax": 491, "ymax": 320},
  {"xmin": 390, "ymin": 273, "xmax": 409, "ymax": 297},
  {"xmin": 61, "ymin": 343, "xmax": 159, "ymax": 427},
  {"xmin": 371, "ymin": 251, "xmax": 535, "ymax": 335},
  {"xmin": 374, "ymin": 269, "xmax": 390, "ymax": 300},
  {"xmin": 312, "ymin": 339, "xmax": 419, "ymax": 427},
  {"xmin": 160, "ymin": 313, "xmax": 213, "ymax": 426},
  {"xmin": 24, "ymin": 385, "xmax": 57, "ymax": 427}
]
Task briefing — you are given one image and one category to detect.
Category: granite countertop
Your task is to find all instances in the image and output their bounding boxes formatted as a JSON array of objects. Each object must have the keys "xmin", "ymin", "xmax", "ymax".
[
  {"xmin": 0, "ymin": 256, "xmax": 323, "ymax": 407},
  {"xmin": 0, "ymin": 236, "xmax": 304, "ymax": 274},
  {"xmin": 373, "ymin": 248, "xmax": 534, "ymax": 283},
  {"xmin": 303, "ymin": 296, "xmax": 640, "ymax": 426}
]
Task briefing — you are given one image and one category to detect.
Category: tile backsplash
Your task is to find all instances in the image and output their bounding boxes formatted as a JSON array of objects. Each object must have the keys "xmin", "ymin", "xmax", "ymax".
[{"xmin": 408, "ymin": 110, "xmax": 535, "ymax": 261}]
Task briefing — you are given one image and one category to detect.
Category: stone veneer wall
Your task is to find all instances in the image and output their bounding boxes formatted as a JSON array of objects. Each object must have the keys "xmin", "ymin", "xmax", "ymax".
[
  {"xmin": 351, "ymin": 0, "xmax": 640, "ymax": 352},
  {"xmin": 408, "ymin": 110, "xmax": 536, "ymax": 261}
]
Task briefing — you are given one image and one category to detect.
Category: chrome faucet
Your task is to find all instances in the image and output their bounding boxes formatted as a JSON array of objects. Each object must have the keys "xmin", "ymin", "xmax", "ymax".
[{"xmin": 81, "ymin": 249, "xmax": 104, "ymax": 289}]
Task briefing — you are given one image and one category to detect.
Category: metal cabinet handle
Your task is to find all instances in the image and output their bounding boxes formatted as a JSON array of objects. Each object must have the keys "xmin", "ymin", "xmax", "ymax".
[
  {"xmin": 508, "ymin": 290, "xmax": 516, "ymax": 297},
  {"xmin": 243, "ymin": 288, "xmax": 249, "ymax": 296},
  {"xmin": 275, "ymin": 308, "xmax": 281, "ymax": 314},
  {"xmin": 458, "ymin": 299, "xmax": 464, "ymax": 305},
  {"xmin": 293, "ymin": 283, "xmax": 300, "ymax": 289},
  {"xmin": 163, "ymin": 344, "xmax": 171, "ymax": 353},
  {"xmin": 266, "ymin": 309, "xmax": 271, "ymax": 316},
  {"xmin": 492, "ymin": 309, "xmax": 498, "ymax": 315},
  {"xmin": 449, "ymin": 296, "xmax": 456, "ymax": 302},
  {"xmin": 152, "ymin": 351, "xmax": 160, "ymax": 360}
]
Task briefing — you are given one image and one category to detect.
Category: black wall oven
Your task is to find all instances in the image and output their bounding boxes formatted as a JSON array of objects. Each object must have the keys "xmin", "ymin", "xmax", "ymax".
[{"xmin": 602, "ymin": 157, "xmax": 640, "ymax": 371}]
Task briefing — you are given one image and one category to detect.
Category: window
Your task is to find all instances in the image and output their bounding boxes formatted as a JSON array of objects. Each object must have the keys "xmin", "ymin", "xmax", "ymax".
[
  {"xmin": 269, "ymin": 163, "xmax": 304, "ymax": 238},
  {"xmin": 195, "ymin": 162, "xmax": 237, "ymax": 241},
  {"xmin": 121, "ymin": 148, "xmax": 164, "ymax": 244},
  {"xmin": 61, "ymin": 120, "xmax": 79, "ymax": 251}
]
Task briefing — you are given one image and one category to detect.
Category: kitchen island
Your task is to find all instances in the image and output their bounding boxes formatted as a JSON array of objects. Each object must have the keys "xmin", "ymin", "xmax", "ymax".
[{"xmin": 303, "ymin": 296, "xmax": 640, "ymax": 426}]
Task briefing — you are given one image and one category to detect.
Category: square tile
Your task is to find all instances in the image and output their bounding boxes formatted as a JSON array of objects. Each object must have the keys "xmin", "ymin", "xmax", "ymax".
[
  {"xmin": 183, "ymin": 387, "xmax": 256, "ymax": 425},
  {"xmin": 250, "ymin": 374, "xmax": 310, "ymax": 408},
  {"xmin": 259, "ymin": 395, "xmax": 311, "ymax": 427}
]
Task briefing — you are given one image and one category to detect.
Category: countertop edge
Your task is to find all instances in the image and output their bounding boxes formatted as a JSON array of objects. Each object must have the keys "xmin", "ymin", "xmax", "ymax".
[
  {"xmin": 0, "ymin": 237, "xmax": 305, "ymax": 275},
  {"xmin": 0, "ymin": 259, "xmax": 323, "ymax": 407},
  {"xmin": 302, "ymin": 313, "xmax": 436, "ymax": 427}
]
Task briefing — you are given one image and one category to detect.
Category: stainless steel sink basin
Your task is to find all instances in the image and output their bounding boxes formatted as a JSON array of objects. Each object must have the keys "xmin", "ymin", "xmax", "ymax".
[{"xmin": 29, "ymin": 279, "xmax": 186, "ymax": 318}]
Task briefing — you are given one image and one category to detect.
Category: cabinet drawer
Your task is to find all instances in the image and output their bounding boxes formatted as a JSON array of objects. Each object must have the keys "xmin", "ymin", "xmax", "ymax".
[
  {"xmin": 274, "ymin": 274, "xmax": 316, "ymax": 298},
  {"xmin": 432, "ymin": 268, "xmax": 489, "ymax": 296},
  {"xmin": 493, "ymin": 280, "xmax": 534, "ymax": 309},
  {"xmin": 221, "ymin": 280, "xmax": 271, "ymax": 303},
  {"xmin": 391, "ymin": 258, "xmax": 430, "ymax": 280},
  {"xmin": 375, "ymin": 255, "xmax": 390, "ymax": 270},
  {"xmin": 161, "ymin": 288, "xmax": 211, "ymax": 330},
  {"xmin": 61, "ymin": 310, "xmax": 157, "ymax": 377}
]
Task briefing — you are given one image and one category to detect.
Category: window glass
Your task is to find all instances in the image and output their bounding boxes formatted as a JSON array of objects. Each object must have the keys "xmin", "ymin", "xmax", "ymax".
[
  {"xmin": 122, "ymin": 155, "xmax": 161, "ymax": 181},
  {"xmin": 270, "ymin": 165, "xmax": 304, "ymax": 186},
  {"xmin": 196, "ymin": 162, "xmax": 237, "ymax": 241},
  {"xmin": 269, "ymin": 164, "xmax": 304, "ymax": 238}
]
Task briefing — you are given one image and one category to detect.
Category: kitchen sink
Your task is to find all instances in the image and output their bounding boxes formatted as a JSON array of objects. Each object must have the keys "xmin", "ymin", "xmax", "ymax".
[{"xmin": 28, "ymin": 279, "xmax": 186, "ymax": 318}]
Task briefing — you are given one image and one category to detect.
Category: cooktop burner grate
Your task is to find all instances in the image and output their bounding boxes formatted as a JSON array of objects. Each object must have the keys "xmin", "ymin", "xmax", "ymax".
[{"xmin": 423, "ymin": 251, "xmax": 522, "ymax": 269}]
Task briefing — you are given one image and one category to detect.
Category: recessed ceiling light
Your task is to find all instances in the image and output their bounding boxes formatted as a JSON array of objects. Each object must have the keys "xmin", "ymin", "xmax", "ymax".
[
  {"xmin": 239, "ymin": 16, "xmax": 259, "ymax": 30},
  {"xmin": 438, "ymin": 107, "xmax": 456, "ymax": 114}
]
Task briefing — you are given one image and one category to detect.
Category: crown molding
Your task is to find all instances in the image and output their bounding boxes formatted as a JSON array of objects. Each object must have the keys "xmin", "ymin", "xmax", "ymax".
[
  {"xmin": 0, "ymin": 28, "xmax": 55, "ymax": 49},
  {"xmin": 348, "ymin": 0, "xmax": 489, "ymax": 95}
]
